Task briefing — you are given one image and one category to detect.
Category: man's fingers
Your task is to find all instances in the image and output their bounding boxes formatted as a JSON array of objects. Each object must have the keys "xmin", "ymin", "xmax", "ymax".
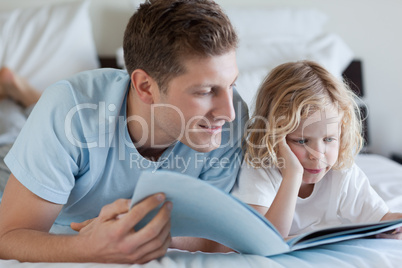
[
  {"xmin": 127, "ymin": 202, "xmax": 172, "ymax": 263},
  {"xmin": 134, "ymin": 232, "xmax": 172, "ymax": 264},
  {"xmin": 128, "ymin": 201, "xmax": 172, "ymax": 246},
  {"xmin": 70, "ymin": 199, "xmax": 131, "ymax": 232},
  {"xmin": 70, "ymin": 218, "xmax": 95, "ymax": 232},
  {"xmin": 116, "ymin": 193, "xmax": 167, "ymax": 233},
  {"xmin": 98, "ymin": 199, "xmax": 131, "ymax": 222}
]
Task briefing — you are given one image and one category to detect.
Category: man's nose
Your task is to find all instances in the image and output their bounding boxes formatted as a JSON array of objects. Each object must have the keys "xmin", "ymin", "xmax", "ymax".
[{"xmin": 213, "ymin": 90, "xmax": 235, "ymax": 122}]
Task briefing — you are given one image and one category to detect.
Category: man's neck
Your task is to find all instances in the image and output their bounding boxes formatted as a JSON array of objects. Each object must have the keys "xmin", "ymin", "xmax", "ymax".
[
  {"xmin": 136, "ymin": 146, "xmax": 167, "ymax": 161},
  {"xmin": 126, "ymin": 87, "xmax": 172, "ymax": 161}
]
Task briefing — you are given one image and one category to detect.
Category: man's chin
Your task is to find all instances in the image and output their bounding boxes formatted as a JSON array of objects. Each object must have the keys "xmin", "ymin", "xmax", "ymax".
[
  {"xmin": 192, "ymin": 144, "xmax": 220, "ymax": 153},
  {"xmin": 180, "ymin": 135, "xmax": 222, "ymax": 152},
  {"xmin": 183, "ymin": 141, "xmax": 221, "ymax": 153}
]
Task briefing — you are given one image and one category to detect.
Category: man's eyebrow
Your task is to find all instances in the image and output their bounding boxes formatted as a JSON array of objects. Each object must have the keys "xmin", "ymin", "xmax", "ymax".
[
  {"xmin": 187, "ymin": 76, "xmax": 239, "ymax": 91},
  {"xmin": 186, "ymin": 84, "xmax": 216, "ymax": 91}
]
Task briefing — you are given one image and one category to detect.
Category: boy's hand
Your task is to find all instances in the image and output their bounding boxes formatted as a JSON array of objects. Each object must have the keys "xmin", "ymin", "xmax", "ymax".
[
  {"xmin": 376, "ymin": 227, "xmax": 402, "ymax": 240},
  {"xmin": 277, "ymin": 137, "xmax": 303, "ymax": 181},
  {"xmin": 72, "ymin": 194, "xmax": 172, "ymax": 264}
]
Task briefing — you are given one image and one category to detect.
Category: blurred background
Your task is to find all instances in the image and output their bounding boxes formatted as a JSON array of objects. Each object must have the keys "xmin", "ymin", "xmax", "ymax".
[{"xmin": 1, "ymin": 0, "xmax": 401, "ymax": 159}]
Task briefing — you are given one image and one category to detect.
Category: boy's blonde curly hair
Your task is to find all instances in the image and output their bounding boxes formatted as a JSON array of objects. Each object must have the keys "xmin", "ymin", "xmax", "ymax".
[{"xmin": 244, "ymin": 60, "xmax": 364, "ymax": 170}]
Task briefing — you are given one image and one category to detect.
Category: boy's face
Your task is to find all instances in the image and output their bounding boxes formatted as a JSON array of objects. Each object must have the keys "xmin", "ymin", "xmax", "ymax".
[
  {"xmin": 150, "ymin": 50, "xmax": 238, "ymax": 152},
  {"xmin": 286, "ymin": 105, "xmax": 342, "ymax": 185}
]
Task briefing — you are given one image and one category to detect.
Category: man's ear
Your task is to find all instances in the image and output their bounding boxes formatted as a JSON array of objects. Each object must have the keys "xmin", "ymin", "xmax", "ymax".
[{"xmin": 130, "ymin": 69, "xmax": 157, "ymax": 104}]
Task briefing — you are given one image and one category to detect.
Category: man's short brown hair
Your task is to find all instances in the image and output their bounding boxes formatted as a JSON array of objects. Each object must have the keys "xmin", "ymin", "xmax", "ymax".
[{"xmin": 123, "ymin": 0, "xmax": 238, "ymax": 92}]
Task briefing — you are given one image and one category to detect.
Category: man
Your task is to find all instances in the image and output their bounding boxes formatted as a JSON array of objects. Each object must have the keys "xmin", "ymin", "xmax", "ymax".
[{"xmin": 0, "ymin": 0, "xmax": 247, "ymax": 264}]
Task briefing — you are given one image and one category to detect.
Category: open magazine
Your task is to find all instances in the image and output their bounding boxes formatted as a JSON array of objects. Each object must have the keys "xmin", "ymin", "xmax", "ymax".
[{"xmin": 130, "ymin": 170, "xmax": 402, "ymax": 256}]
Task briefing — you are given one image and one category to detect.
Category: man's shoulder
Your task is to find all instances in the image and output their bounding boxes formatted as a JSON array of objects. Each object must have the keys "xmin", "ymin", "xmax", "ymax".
[
  {"xmin": 64, "ymin": 68, "xmax": 129, "ymax": 98},
  {"xmin": 32, "ymin": 68, "xmax": 130, "ymax": 141}
]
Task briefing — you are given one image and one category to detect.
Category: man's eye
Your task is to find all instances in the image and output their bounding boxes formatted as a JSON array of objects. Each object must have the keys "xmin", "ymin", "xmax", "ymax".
[{"xmin": 198, "ymin": 91, "xmax": 212, "ymax": 96}]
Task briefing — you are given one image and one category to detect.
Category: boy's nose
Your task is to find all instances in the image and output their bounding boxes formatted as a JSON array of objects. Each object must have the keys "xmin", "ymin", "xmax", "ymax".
[{"xmin": 306, "ymin": 143, "xmax": 325, "ymax": 160}]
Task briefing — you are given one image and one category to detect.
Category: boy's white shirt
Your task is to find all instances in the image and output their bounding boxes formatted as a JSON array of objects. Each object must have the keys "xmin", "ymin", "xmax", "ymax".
[{"xmin": 232, "ymin": 162, "xmax": 389, "ymax": 236}]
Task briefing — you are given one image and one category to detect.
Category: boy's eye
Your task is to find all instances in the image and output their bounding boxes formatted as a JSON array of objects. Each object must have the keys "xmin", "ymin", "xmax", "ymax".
[
  {"xmin": 297, "ymin": 139, "xmax": 306, "ymax": 145},
  {"xmin": 324, "ymin": 137, "xmax": 334, "ymax": 142}
]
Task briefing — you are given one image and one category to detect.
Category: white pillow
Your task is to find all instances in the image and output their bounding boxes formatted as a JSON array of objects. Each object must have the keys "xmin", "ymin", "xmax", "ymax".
[
  {"xmin": 235, "ymin": 68, "xmax": 269, "ymax": 115},
  {"xmin": 236, "ymin": 36, "xmax": 308, "ymax": 71},
  {"xmin": 227, "ymin": 8, "xmax": 354, "ymax": 112},
  {"xmin": 236, "ymin": 33, "xmax": 353, "ymax": 77},
  {"xmin": 225, "ymin": 8, "xmax": 328, "ymax": 42},
  {"xmin": 235, "ymin": 33, "xmax": 354, "ymax": 113},
  {"xmin": 0, "ymin": 0, "xmax": 99, "ymax": 91}
]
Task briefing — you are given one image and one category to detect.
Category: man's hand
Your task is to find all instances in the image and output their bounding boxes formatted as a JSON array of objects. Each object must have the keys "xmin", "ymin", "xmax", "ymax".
[
  {"xmin": 1, "ymin": 176, "xmax": 170, "ymax": 263},
  {"xmin": 74, "ymin": 194, "xmax": 172, "ymax": 264}
]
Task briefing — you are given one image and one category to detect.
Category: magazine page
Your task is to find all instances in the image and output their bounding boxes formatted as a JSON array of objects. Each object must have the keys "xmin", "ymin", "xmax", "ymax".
[
  {"xmin": 287, "ymin": 219, "xmax": 402, "ymax": 250},
  {"xmin": 130, "ymin": 170, "xmax": 289, "ymax": 256}
]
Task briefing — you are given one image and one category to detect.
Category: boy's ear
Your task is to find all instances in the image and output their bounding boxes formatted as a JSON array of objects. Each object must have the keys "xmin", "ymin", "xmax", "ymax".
[{"xmin": 130, "ymin": 69, "xmax": 157, "ymax": 104}]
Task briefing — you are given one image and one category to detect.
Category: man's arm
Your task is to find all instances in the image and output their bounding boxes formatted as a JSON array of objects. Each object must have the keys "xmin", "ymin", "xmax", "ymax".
[{"xmin": 0, "ymin": 174, "xmax": 172, "ymax": 264}]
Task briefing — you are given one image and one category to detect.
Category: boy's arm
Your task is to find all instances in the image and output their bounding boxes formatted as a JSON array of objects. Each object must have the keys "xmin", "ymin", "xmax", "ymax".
[
  {"xmin": 258, "ymin": 138, "xmax": 303, "ymax": 238},
  {"xmin": 381, "ymin": 212, "xmax": 402, "ymax": 221},
  {"xmin": 0, "ymin": 174, "xmax": 172, "ymax": 264},
  {"xmin": 377, "ymin": 212, "xmax": 402, "ymax": 240}
]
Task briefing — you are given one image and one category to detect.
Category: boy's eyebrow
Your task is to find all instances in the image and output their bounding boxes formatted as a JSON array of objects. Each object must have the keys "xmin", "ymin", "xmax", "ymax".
[
  {"xmin": 286, "ymin": 133, "xmax": 303, "ymax": 138},
  {"xmin": 288, "ymin": 128, "xmax": 340, "ymax": 138}
]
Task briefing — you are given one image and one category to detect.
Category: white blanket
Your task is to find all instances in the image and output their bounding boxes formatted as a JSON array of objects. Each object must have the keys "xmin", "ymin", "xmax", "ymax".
[
  {"xmin": 1, "ymin": 154, "xmax": 401, "ymax": 267},
  {"xmin": 1, "ymin": 239, "xmax": 401, "ymax": 268}
]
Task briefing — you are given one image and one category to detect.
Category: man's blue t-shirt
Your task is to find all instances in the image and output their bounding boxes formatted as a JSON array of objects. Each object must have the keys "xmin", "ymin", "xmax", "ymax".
[{"xmin": 5, "ymin": 68, "xmax": 248, "ymax": 228}]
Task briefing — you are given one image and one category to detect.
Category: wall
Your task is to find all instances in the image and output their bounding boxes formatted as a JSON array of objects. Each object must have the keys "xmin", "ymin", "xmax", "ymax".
[
  {"xmin": 1, "ymin": 0, "xmax": 402, "ymax": 157},
  {"xmin": 217, "ymin": 0, "xmax": 402, "ymax": 159}
]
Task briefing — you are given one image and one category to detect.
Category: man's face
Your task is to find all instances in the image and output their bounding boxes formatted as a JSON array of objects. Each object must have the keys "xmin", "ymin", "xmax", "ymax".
[{"xmin": 151, "ymin": 50, "xmax": 238, "ymax": 152}]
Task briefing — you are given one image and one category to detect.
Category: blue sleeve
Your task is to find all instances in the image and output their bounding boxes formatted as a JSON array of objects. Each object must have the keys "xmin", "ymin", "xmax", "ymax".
[{"xmin": 4, "ymin": 81, "xmax": 83, "ymax": 204}]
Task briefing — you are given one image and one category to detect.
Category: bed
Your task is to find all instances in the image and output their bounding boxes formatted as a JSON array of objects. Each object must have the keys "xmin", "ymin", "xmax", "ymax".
[{"xmin": 1, "ymin": 1, "xmax": 402, "ymax": 267}]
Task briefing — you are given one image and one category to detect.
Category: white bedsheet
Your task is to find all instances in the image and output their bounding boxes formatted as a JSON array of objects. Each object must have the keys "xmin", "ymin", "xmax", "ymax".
[
  {"xmin": 356, "ymin": 153, "xmax": 402, "ymax": 212},
  {"xmin": 0, "ymin": 239, "xmax": 401, "ymax": 268},
  {"xmin": 1, "ymin": 153, "xmax": 402, "ymax": 267}
]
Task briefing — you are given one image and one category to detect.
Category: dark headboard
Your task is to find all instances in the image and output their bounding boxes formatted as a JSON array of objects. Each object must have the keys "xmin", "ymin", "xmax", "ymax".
[
  {"xmin": 341, "ymin": 59, "xmax": 369, "ymax": 146},
  {"xmin": 342, "ymin": 60, "xmax": 364, "ymax": 97},
  {"xmin": 99, "ymin": 56, "xmax": 119, "ymax": 69}
]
